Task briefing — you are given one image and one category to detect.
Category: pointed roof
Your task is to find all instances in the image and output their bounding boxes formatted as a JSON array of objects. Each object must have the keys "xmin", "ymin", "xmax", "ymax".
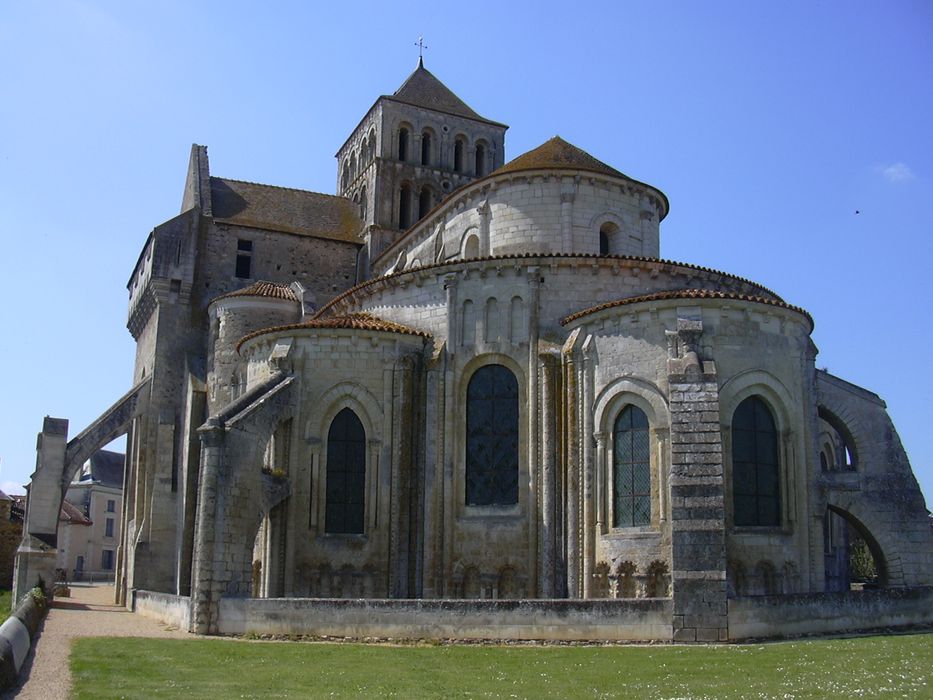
[
  {"xmin": 384, "ymin": 60, "xmax": 506, "ymax": 127},
  {"xmin": 494, "ymin": 136, "xmax": 625, "ymax": 179}
]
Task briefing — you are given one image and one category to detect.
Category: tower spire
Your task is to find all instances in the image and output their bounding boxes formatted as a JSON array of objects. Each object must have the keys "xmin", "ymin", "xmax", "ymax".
[{"xmin": 415, "ymin": 35, "xmax": 428, "ymax": 66}]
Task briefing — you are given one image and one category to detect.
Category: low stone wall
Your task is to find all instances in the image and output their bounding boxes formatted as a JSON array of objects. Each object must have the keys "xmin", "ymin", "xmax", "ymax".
[
  {"xmin": 0, "ymin": 589, "xmax": 50, "ymax": 689},
  {"xmin": 728, "ymin": 587, "xmax": 933, "ymax": 640},
  {"xmin": 133, "ymin": 590, "xmax": 191, "ymax": 631},
  {"xmin": 216, "ymin": 597, "xmax": 673, "ymax": 641}
]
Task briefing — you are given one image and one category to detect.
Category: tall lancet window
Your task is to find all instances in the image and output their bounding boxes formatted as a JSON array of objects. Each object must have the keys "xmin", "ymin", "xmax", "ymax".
[
  {"xmin": 732, "ymin": 396, "xmax": 780, "ymax": 527},
  {"xmin": 613, "ymin": 405, "xmax": 651, "ymax": 527},
  {"xmin": 465, "ymin": 365, "xmax": 518, "ymax": 506},
  {"xmin": 325, "ymin": 408, "xmax": 366, "ymax": 534}
]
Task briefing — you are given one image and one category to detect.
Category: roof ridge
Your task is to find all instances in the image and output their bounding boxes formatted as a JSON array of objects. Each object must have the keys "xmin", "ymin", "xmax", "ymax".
[
  {"xmin": 236, "ymin": 312, "xmax": 431, "ymax": 352},
  {"xmin": 211, "ymin": 176, "xmax": 349, "ymax": 201},
  {"xmin": 560, "ymin": 288, "xmax": 813, "ymax": 328},
  {"xmin": 317, "ymin": 253, "xmax": 783, "ymax": 320}
]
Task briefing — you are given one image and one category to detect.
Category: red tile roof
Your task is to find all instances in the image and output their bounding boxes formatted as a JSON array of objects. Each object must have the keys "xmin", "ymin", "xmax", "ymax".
[
  {"xmin": 237, "ymin": 313, "xmax": 430, "ymax": 352},
  {"xmin": 494, "ymin": 136, "xmax": 624, "ymax": 179},
  {"xmin": 213, "ymin": 281, "xmax": 300, "ymax": 304},
  {"xmin": 60, "ymin": 499, "xmax": 92, "ymax": 526},
  {"xmin": 561, "ymin": 289, "xmax": 813, "ymax": 329},
  {"xmin": 318, "ymin": 253, "xmax": 782, "ymax": 320}
]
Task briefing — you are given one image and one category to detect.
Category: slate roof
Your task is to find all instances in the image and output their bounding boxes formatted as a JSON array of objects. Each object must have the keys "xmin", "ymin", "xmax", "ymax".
[
  {"xmin": 385, "ymin": 59, "xmax": 506, "ymax": 127},
  {"xmin": 494, "ymin": 136, "xmax": 626, "ymax": 179},
  {"xmin": 210, "ymin": 178, "xmax": 363, "ymax": 243},
  {"xmin": 561, "ymin": 289, "xmax": 813, "ymax": 329},
  {"xmin": 214, "ymin": 281, "xmax": 300, "ymax": 303},
  {"xmin": 60, "ymin": 499, "xmax": 92, "ymax": 526},
  {"xmin": 237, "ymin": 313, "xmax": 430, "ymax": 351},
  {"xmin": 84, "ymin": 450, "xmax": 125, "ymax": 488}
]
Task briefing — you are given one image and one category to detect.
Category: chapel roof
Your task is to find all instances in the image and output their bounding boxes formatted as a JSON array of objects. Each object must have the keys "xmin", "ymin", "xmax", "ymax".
[
  {"xmin": 236, "ymin": 313, "xmax": 430, "ymax": 352},
  {"xmin": 561, "ymin": 289, "xmax": 813, "ymax": 329},
  {"xmin": 384, "ymin": 59, "xmax": 506, "ymax": 127},
  {"xmin": 210, "ymin": 177, "xmax": 363, "ymax": 243},
  {"xmin": 213, "ymin": 281, "xmax": 300, "ymax": 304},
  {"xmin": 493, "ymin": 136, "xmax": 626, "ymax": 179},
  {"xmin": 81, "ymin": 450, "xmax": 125, "ymax": 488}
]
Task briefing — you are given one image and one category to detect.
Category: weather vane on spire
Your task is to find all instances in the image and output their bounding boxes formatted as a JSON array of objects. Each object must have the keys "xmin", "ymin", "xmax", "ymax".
[{"xmin": 415, "ymin": 36, "xmax": 428, "ymax": 63}]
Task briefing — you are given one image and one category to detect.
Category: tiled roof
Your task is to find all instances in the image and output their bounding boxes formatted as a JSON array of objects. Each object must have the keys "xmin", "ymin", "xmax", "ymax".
[
  {"xmin": 60, "ymin": 499, "xmax": 92, "ymax": 526},
  {"xmin": 210, "ymin": 177, "xmax": 363, "ymax": 243},
  {"xmin": 237, "ymin": 313, "xmax": 431, "ymax": 351},
  {"xmin": 494, "ymin": 136, "xmax": 625, "ymax": 179},
  {"xmin": 561, "ymin": 289, "xmax": 813, "ymax": 328},
  {"xmin": 385, "ymin": 60, "xmax": 505, "ymax": 127},
  {"xmin": 214, "ymin": 281, "xmax": 300, "ymax": 304},
  {"xmin": 319, "ymin": 253, "xmax": 782, "ymax": 320}
]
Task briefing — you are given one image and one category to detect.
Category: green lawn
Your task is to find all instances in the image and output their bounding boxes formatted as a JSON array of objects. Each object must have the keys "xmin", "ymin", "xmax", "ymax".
[
  {"xmin": 0, "ymin": 590, "xmax": 11, "ymax": 622},
  {"xmin": 70, "ymin": 633, "xmax": 931, "ymax": 699}
]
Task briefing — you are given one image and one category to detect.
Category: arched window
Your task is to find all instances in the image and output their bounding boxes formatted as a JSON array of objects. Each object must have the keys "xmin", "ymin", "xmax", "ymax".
[
  {"xmin": 466, "ymin": 365, "xmax": 518, "ymax": 506},
  {"xmin": 368, "ymin": 130, "xmax": 377, "ymax": 162},
  {"xmin": 454, "ymin": 138, "xmax": 464, "ymax": 172},
  {"xmin": 325, "ymin": 407, "xmax": 366, "ymax": 534},
  {"xmin": 613, "ymin": 405, "xmax": 651, "ymax": 527},
  {"xmin": 398, "ymin": 128, "xmax": 409, "ymax": 161},
  {"xmin": 399, "ymin": 184, "xmax": 411, "ymax": 229},
  {"xmin": 732, "ymin": 396, "xmax": 780, "ymax": 527},
  {"xmin": 359, "ymin": 185, "xmax": 368, "ymax": 221},
  {"xmin": 475, "ymin": 143, "xmax": 486, "ymax": 176},
  {"xmin": 599, "ymin": 221, "xmax": 618, "ymax": 256},
  {"xmin": 418, "ymin": 186, "xmax": 432, "ymax": 220},
  {"xmin": 421, "ymin": 131, "xmax": 432, "ymax": 166},
  {"xmin": 341, "ymin": 162, "xmax": 350, "ymax": 192},
  {"xmin": 463, "ymin": 233, "xmax": 480, "ymax": 259}
]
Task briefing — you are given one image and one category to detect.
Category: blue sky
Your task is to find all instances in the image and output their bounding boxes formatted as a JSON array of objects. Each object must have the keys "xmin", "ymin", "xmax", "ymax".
[{"xmin": 1, "ymin": 1, "xmax": 931, "ymax": 503}]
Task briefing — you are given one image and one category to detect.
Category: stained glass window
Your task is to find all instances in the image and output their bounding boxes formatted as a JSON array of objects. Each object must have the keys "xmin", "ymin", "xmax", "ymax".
[
  {"xmin": 732, "ymin": 396, "xmax": 780, "ymax": 526},
  {"xmin": 325, "ymin": 408, "xmax": 366, "ymax": 534},
  {"xmin": 466, "ymin": 365, "xmax": 518, "ymax": 506},
  {"xmin": 613, "ymin": 405, "xmax": 651, "ymax": 527}
]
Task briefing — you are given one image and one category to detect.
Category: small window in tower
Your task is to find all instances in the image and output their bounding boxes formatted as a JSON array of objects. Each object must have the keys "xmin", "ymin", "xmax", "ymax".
[
  {"xmin": 599, "ymin": 222, "xmax": 618, "ymax": 256},
  {"xmin": 421, "ymin": 131, "xmax": 432, "ymax": 166},
  {"xmin": 236, "ymin": 239, "xmax": 253, "ymax": 279},
  {"xmin": 475, "ymin": 143, "xmax": 487, "ymax": 176},
  {"xmin": 399, "ymin": 184, "xmax": 412, "ymax": 229},
  {"xmin": 398, "ymin": 128, "xmax": 409, "ymax": 161},
  {"xmin": 454, "ymin": 139, "xmax": 464, "ymax": 173},
  {"xmin": 105, "ymin": 517, "xmax": 114, "ymax": 538},
  {"xmin": 419, "ymin": 186, "xmax": 432, "ymax": 220}
]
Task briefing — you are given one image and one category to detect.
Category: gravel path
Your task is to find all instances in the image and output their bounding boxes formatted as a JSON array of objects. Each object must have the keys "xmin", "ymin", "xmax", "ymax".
[{"xmin": 2, "ymin": 583, "xmax": 189, "ymax": 700}]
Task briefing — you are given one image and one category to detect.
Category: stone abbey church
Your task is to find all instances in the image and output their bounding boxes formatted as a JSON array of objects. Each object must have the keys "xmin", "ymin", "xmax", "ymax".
[{"xmin": 18, "ymin": 60, "xmax": 933, "ymax": 641}]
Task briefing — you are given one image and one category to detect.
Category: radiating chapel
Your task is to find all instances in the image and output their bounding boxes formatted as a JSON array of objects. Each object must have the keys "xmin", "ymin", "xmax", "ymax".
[{"xmin": 18, "ymin": 60, "xmax": 933, "ymax": 641}]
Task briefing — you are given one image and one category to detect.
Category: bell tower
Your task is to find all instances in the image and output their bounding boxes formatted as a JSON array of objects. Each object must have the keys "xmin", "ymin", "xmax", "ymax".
[{"xmin": 336, "ymin": 59, "xmax": 508, "ymax": 275}]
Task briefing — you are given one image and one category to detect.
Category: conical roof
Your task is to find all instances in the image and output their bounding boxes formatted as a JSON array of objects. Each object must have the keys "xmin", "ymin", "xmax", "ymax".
[
  {"xmin": 386, "ymin": 59, "xmax": 505, "ymax": 126},
  {"xmin": 494, "ymin": 136, "xmax": 625, "ymax": 178}
]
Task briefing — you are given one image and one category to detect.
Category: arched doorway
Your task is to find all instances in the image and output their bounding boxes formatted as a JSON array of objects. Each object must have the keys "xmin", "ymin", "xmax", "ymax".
[{"xmin": 824, "ymin": 505, "xmax": 888, "ymax": 590}]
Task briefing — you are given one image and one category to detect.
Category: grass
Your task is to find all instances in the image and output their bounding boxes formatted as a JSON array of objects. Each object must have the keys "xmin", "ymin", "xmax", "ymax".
[
  {"xmin": 71, "ymin": 633, "xmax": 932, "ymax": 699},
  {"xmin": 0, "ymin": 589, "xmax": 11, "ymax": 622}
]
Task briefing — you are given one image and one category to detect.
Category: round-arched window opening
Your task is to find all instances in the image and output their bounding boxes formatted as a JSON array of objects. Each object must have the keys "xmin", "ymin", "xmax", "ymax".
[{"xmin": 599, "ymin": 221, "xmax": 619, "ymax": 256}]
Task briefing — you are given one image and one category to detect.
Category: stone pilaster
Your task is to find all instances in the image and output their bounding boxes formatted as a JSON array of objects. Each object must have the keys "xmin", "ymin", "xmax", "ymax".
[
  {"xmin": 667, "ymin": 318, "xmax": 727, "ymax": 642},
  {"xmin": 538, "ymin": 351, "xmax": 559, "ymax": 597}
]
